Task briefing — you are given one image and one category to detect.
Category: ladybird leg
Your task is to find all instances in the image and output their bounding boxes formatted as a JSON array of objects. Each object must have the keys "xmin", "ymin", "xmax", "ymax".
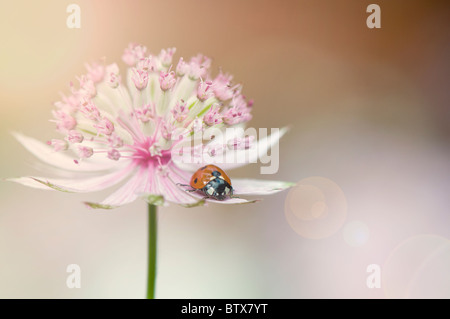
[
  {"xmin": 200, "ymin": 193, "xmax": 211, "ymax": 200},
  {"xmin": 176, "ymin": 183, "xmax": 197, "ymax": 192},
  {"xmin": 229, "ymin": 188, "xmax": 240, "ymax": 199},
  {"xmin": 176, "ymin": 183, "xmax": 190, "ymax": 187}
]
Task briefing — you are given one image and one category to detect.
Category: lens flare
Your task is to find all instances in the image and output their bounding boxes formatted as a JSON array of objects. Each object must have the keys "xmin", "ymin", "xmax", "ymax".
[
  {"xmin": 343, "ymin": 221, "xmax": 370, "ymax": 247},
  {"xmin": 284, "ymin": 176, "xmax": 347, "ymax": 239},
  {"xmin": 383, "ymin": 234, "xmax": 450, "ymax": 298}
]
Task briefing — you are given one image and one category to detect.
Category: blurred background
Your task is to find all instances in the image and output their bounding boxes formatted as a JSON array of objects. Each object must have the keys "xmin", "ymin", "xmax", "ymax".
[{"xmin": 1, "ymin": 0, "xmax": 449, "ymax": 298}]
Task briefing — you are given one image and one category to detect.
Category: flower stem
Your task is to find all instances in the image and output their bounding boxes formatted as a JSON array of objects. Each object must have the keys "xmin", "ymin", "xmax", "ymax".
[{"xmin": 147, "ymin": 203, "xmax": 157, "ymax": 299}]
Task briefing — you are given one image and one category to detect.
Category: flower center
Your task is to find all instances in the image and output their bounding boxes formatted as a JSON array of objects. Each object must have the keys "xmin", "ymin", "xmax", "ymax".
[{"xmin": 131, "ymin": 138, "xmax": 171, "ymax": 167}]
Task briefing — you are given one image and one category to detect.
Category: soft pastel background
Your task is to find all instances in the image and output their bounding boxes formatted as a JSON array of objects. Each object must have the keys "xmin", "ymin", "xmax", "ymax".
[{"xmin": 1, "ymin": 0, "xmax": 449, "ymax": 298}]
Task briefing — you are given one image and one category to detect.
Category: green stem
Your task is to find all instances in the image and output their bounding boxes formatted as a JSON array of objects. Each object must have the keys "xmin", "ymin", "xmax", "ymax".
[{"xmin": 147, "ymin": 204, "xmax": 157, "ymax": 299}]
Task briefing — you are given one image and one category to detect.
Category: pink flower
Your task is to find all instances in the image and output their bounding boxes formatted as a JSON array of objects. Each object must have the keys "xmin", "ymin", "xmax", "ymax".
[
  {"xmin": 47, "ymin": 139, "xmax": 68, "ymax": 152},
  {"xmin": 108, "ymin": 133, "xmax": 124, "ymax": 148},
  {"xmin": 79, "ymin": 97, "xmax": 101, "ymax": 121},
  {"xmin": 136, "ymin": 57, "xmax": 155, "ymax": 73},
  {"xmin": 206, "ymin": 143, "xmax": 225, "ymax": 157},
  {"xmin": 93, "ymin": 117, "xmax": 115, "ymax": 136},
  {"xmin": 106, "ymin": 63, "xmax": 121, "ymax": 88},
  {"xmin": 203, "ymin": 104, "xmax": 223, "ymax": 126},
  {"xmin": 176, "ymin": 57, "xmax": 189, "ymax": 76},
  {"xmin": 65, "ymin": 130, "xmax": 84, "ymax": 144},
  {"xmin": 135, "ymin": 103, "xmax": 155, "ymax": 123},
  {"xmin": 122, "ymin": 43, "xmax": 147, "ymax": 66},
  {"xmin": 52, "ymin": 110, "xmax": 77, "ymax": 132},
  {"xmin": 75, "ymin": 145, "xmax": 94, "ymax": 159},
  {"xmin": 213, "ymin": 72, "xmax": 236, "ymax": 101},
  {"xmin": 171, "ymin": 100, "xmax": 188, "ymax": 123},
  {"xmin": 161, "ymin": 121, "xmax": 175, "ymax": 140},
  {"xmin": 85, "ymin": 62, "xmax": 105, "ymax": 83},
  {"xmin": 159, "ymin": 70, "xmax": 176, "ymax": 91},
  {"xmin": 227, "ymin": 136, "xmax": 254, "ymax": 150},
  {"xmin": 9, "ymin": 44, "xmax": 293, "ymax": 209},
  {"xmin": 76, "ymin": 75, "xmax": 96, "ymax": 97},
  {"xmin": 197, "ymin": 80, "xmax": 214, "ymax": 101},
  {"xmin": 188, "ymin": 54, "xmax": 211, "ymax": 79},
  {"xmin": 131, "ymin": 68, "xmax": 149, "ymax": 90},
  {"xmin": 159, "ymin": 48, "xmax": 176, "ymax": 68},
  {"xmin": 222, "ymin": 107, "xmax": 242, "ymax": 125},
  {"xmin": 108, "ymin": 149, "xmax": 121, "ymax": 161}
]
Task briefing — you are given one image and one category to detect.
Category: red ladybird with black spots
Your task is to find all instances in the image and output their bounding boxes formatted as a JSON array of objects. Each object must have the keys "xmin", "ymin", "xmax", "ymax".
[{"xmin": 180, "ymin": 164, "xmax": 234, "ymax": 200}]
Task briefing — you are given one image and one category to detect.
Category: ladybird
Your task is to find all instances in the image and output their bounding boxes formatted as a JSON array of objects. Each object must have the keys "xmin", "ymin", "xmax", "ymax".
[{"xmin": 181, "ymin": 164, "xmax": 234, "ymax": 200}]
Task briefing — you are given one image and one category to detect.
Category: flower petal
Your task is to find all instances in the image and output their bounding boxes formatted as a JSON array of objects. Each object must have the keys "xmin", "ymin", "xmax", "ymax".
[
  {"xmin": 86, "ymin": 163, "xmax": 206, "ymax": 209},
  {"xmin": 156, "ymin": 164, "xmax": 207, "ymax": 206},
  {"xmin": 93, "ymin": 165, "xmax": 150, "ymax": 207},
  {"xmin": 205, "ymin": 197, "xmax": 259, "ymax": 204},
  {"xmin": 7, "ymin": 164, "xmax": 135, "ymax": 192},
  {"xmin": 178, "ymin": 186, "xmax": 259, "ymax": 204},
  {"xmin": 214, "ymin": 126, "xmax": 289, "ymax": 171},
  {"xmin": 84, "ymin": 202, "xmax": 116, "ymax": 210},
  {"xmin": 231, "ymin": 178, "xmax": 295, "ymax": 195},
  {"xmin": 6, "ymin": 176, "xmax": 55, "ymax": 190},
  {"xmin": 173, "ymin": 127, "xmax": 289, "ymax": 172},
  {"xmin": 12, "ymin": 132, "xmax": 117, "ymax": 172}
]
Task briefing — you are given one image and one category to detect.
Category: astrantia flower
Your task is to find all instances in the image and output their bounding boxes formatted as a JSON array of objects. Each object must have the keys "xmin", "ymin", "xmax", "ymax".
[{"xmin": 10, "ymin": 44, "xmax": 293, "ymax": 209}]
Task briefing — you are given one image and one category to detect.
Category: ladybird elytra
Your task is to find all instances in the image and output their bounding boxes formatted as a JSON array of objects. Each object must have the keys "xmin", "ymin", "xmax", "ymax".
[{"xmin": 188, "ymin": 164, "xmax": 234, "ymax": 200}]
